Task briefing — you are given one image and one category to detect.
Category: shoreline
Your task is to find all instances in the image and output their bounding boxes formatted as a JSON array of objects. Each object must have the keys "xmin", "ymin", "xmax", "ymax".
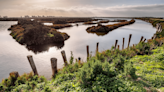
[
  {"xmin": 1, "ymin": 17, "xmax": 164, "ymax": 91},
  {"xmin": 86, "ymin": 19, "xmax": 135, "ymax": 35}
]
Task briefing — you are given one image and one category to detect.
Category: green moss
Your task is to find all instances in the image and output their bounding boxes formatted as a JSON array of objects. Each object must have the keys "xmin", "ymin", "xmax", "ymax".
[
  {"xmin": 10, "ymin": 32, "xmax": 17, "ymax": 39},
  {"xmin": 129, "ymin": 46, "xmax": 164, "ymax": 90},
  {"xmin": 47, "ymin": 33, "xmax": 54, "ymax": 37}
]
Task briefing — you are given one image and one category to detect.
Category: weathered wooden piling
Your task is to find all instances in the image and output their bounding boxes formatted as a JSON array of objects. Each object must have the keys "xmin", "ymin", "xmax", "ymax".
[
  {"xmin": 143, "ymin": 38, "xmax": 146, "ymax": 42},
  {"xmin": 9, "ymin": 71, "xmax": 19, "ymax": 79},
  {"xmin": 9, "ymin": 71, "xmax": 19, "ymax": 86},
  {"xmin": 139, "ymin": 36, "xmax": 144, "ymax": 42},
  {"xmin": 61, "ymin": 50, "xmax": 68, "ymax": 66},
  {"xmin": 115, "ymin": 40, "xmax": 118, "ymax": 50},
  {"xmin": 96, "ymin": 42, "xmax": 99, "ymax": 52},
  {"xmin": 78, "ymin": 57, "xmax": 81, "ymax": 61},
  {"xmin": 78, "ymin": 57, "xmax": 81, "ymax": 64},
  {"xmin": 87, "ymin": 45, "xmax": 89, "ymax": 59},
  {"xmin": 153, "ymin": 35, "xmax": 156, "ymax": 40},
  {"xmin": 151, "ymin": 36, "xmax": 154, "ymax": 40},
  {"xmin": 51, "ymin": 58, "xmax": 57, "ymax": 77},
  {"xmin": 27, "ymin": 55, "xmax": 38, "ymax": 75},
  {"xmin": 122, "ymin": 38, "xmax": 125, "ymax": 50},
  {"xmin": 118, "ymin": 45, "xmax": 120, "ymax": 50},
  {"xmin": 127, "ymin": 34, "xmax": 132, "ymax": 48}
]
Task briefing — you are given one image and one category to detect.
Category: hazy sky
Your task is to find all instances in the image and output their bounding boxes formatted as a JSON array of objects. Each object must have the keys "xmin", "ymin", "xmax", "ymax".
[{"xmin": 0, "ymin": 0, "xmax": 164, "ymax": 17}]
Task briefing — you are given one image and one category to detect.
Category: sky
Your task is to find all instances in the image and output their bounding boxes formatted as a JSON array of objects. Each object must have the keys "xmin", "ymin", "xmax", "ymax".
[{"xmin": 0, "ymin": 0, "xmax": 164, "ymax": 17}]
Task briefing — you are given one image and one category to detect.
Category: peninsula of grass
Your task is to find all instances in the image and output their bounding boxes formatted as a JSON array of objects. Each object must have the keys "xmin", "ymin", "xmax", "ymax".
[
  {"xmin": 8, "ymin": 19, "xmax": 70, "ymax": 46},
  {"xmin": 109, "ymin": 20, "xmax": 127, "ymax": 22},
  {"xmin": 86, "ymin": 19, "xmax": 135, "ymax": 34},
  {"xmin": 98, "ymin": 20, "xmax": 109, "ymax": 23},
  {"xmin": 47, "ymin": 24, "xmax": 72, "ymax": 29},
  {"xmin": 36, "ymin": 17, "xmax": 93, "ymax": 24}
]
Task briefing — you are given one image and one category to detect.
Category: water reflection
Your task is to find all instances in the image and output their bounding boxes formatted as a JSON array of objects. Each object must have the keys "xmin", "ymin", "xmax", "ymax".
[{"xmin": 26, "ymin": 42, "xmax": 64, "ymax": 54}]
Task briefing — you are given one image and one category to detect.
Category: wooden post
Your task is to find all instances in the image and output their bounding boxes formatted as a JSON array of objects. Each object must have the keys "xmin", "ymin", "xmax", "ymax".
[
  {"xmin": 9, "ymin": 72, "xmax": 19, "ymax": 79},
  {"xmin": 133, "ymin": 44, "xmax": 135, "ymax": 47},
  {"xmin": 27, "ymin": 55, "xmax": 38, "ymax": 75},
  {"xmin": 127, "ymin": 34, "xmax": 132, "ymax": 48},
  {"xmin": 61, "ymin": 50, "xmax": 68, "ymax": 66},
  {"xmin": 78, "ymin": 57, "xmax": 81, "ymax": 60},
  {"xmin": 139, "ymin": 36, "xmax": 144, "ymax": 42},
  {"xmin": 118, "ymin": 45, "xmax": 120, "ymax": 50},
  {"xmin": 87, "ymin": 45, "xmax": 89, "ymax": 59},
  {"xmin": 151, "ymin": 37, "xmax": 154, "ymax": 40},
  {"xmin": 96, "ymin": 42, "xmax": 99, "ymax": 52},
  {"xmin": 114, "ymin": 40, "xmax": 118, "ymax": 50},
  {"xmin": 10, "ymin": 72, "xmax": 19, "ymax": 78},
  {"xmin": 51, "ymin": 58, "xmax": 57, "ymax": 77},
  {"xmin": 143, "ymin": 38, "xmax": 146, "ymax": 42},
  {"xmin": 9, "ymin": 71, "xmax": 19, "ymax": 86},
  {"xmin": 153, "ymin": 35, "xmax": 156, "ymax": 40},
  {"xmin": 78, "ymin": 57, "xmax": 81, "ymax": 64},
  {"xmin": 122, "ymin": 38, "xmax": 125, "ymax": 50}
]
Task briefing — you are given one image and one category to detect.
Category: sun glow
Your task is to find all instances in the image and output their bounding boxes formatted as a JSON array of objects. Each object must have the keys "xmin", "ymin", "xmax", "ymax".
[{"xmin": 48, "ymin": 47, "xmax": 56, "ymax": 52}]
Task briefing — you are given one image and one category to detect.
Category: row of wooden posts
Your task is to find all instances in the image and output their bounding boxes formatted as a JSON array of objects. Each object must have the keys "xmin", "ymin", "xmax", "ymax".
[
  {"xmin": 113, "ymin": 34, "xmax": 147, "ymax": 50},
  {"xmin": 86, "ymin": 34, "xmax": 148, "ymax": 57},
  {"xmin": 10, "ymin": 50, "xmax": 73, "ymax": 79},
  {"xmin": 10, "ymin": 34, "xmax": 150, "ymax": 79}
]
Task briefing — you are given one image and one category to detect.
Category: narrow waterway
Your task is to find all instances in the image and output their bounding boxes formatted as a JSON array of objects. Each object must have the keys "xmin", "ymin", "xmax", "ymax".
[{"xmin": 0, "ymin": 18, "xmax": 156, "ymax": 80}]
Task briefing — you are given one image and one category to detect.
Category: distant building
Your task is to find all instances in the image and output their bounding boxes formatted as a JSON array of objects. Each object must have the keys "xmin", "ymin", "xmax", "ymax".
[
  {"xmin": 24, "ymin": 15, "xmax": 30, "ymax": 18},
  {"xmin": 32, "ymin": 16, "xmax": 37, "ymax": 18}
]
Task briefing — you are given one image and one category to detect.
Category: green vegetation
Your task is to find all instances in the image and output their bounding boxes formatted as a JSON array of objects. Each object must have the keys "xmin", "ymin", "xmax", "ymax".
[
  {"xmin": 48, "ymin": 24, "xmax": 72, "ymax": 29},
  {"xmin": 1, "ymin": 18, "xmax": 164, "ymax": 91},
  {"xmin": 130, "ymin": 47, "xmax": 164, "ymax": 91},
  {"xmin": 98, "ymin": 20, "xmax": 109, "ymax": 23},
  {"xmin": 47, "ymin": 33, "xmax": 54, "ymax": 37},
  {"xmin": 1, "ymin": 37, "xmax": 164, "ymax": 91},
  {"xmin": 0, "ymin": 72, "xmax": 46, "ymax": 92},
  {"xmin": 36, "ymin": 17, "xmax": 93, "ymax": 24}
]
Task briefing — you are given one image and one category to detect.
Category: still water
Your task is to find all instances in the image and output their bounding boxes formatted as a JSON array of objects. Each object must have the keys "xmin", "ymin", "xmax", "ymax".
[{"xmin": 0, "ymin": 19, "xmax": 156, "ymax": 80}]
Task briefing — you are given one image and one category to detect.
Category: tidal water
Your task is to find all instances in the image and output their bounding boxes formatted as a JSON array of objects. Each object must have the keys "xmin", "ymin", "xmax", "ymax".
[{"xmin": 0, "ymin": 18, "xmax": 156, "ymax": 80}]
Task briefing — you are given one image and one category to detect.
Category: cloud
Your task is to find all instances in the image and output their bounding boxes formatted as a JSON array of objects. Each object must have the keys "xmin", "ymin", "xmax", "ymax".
[{"xmin": 0, "ymin": 4, "xmax": 164, "ymax": 17}]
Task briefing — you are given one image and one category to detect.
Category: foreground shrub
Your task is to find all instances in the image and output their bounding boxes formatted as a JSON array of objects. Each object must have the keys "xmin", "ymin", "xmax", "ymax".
[{"xmin": 0, "ymin": 73, "xmax": 46, "ymax": 91}]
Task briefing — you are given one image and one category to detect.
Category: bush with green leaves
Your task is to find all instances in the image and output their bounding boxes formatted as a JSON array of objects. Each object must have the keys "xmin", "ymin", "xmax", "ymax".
[
  {"xmin": 0, "ymin": 73, "xmax": 46, "ymax": 91},
  {"xmin": 76, "ymin": 56, "xmax": 141, "ymax": 91}
]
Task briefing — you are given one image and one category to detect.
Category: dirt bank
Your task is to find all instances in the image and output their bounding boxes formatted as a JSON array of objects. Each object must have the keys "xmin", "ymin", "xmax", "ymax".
[{"xmin": 8, "ymin": 19, "xmax": 70, "ymax": 46}]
